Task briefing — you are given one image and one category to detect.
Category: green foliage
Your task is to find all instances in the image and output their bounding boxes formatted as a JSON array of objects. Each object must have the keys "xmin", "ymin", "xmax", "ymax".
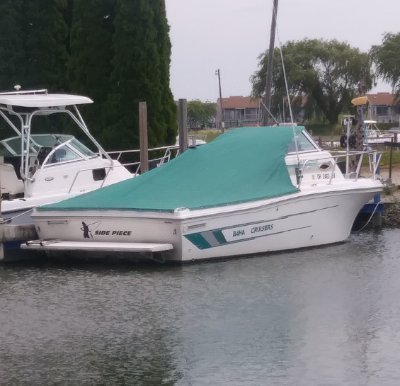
[
  {"xmin": 252, "ymin": 39, "xmax": 373, "ymax": 125},
  {"xmin": 0, "ymin": 0, "xmax": 69, "ymax": 90},
  {"xmin": 187, "ymin": 100, "xmax": 216, "ymax": 129},
  {"xmin": 0, "ymin": 0, "xmax": 176, "ymax": 150},
  {"xmin": 69, "ymin": 0, "xmax": 116, "ymax": 140},
  {"xmin": 377, "ymin": 150, "xmax": 400, "ymax": 169},
  {"xmin": 371, "ymin": 33, "xmax": 400, "ymax": 97},
  {"xmin": 23, "ymin": 0, "xmax": 69, "ymax": 89},
  {"xmin": 0, "ymin": 0, "xmax": 25, "ymax": 89},
  {"xmin": 104, "ymin": 0, "xmax": 176, "ymax": 149},
  {"xmin": 153, "ymin": 0, "xmax": 177, "ymax": 145},
  {"xmin": 305, "ymin": 123, "xmax": 337, "ymax": 136}
]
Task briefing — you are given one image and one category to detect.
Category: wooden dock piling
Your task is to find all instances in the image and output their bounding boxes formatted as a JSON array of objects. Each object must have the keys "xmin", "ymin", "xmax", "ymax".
[
  {"xmin": 139, "ymin": 101, "xmax": 149, "ymax": 173},
  {"xmin": 178, "ymin": 99, "xmax": 188, "ymax": 153}
]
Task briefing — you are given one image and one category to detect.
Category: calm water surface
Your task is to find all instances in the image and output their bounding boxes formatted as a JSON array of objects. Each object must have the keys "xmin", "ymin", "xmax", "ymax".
[{"xmin": 1, "ymin": 229, "xmax": 400, "ymax": 385}]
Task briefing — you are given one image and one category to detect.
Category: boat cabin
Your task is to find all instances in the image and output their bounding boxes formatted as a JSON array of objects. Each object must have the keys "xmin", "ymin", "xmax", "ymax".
[{"xmin": 0, "ymin": 89, "xmax": 132, "ymax": 221}]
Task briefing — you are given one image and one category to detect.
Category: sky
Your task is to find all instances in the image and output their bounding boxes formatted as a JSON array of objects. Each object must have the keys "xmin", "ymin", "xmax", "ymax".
[{"xmin": 165, "ymin": 0, "xmax": 400, "ymax": 102}]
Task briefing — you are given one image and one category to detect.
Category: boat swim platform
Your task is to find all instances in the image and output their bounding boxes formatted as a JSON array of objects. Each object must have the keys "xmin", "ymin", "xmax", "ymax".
[{"xmin": 22, "ymin": 240, "xmax": 174, "ymax": 253}]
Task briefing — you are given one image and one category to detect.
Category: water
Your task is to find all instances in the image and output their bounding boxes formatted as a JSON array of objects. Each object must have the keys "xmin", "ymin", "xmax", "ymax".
[{"xmin": 1, "ymin": 229, "xmax": 400, "ymax": 385}]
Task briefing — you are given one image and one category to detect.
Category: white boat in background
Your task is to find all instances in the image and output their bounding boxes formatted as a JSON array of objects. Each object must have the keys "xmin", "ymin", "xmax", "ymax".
[
  {"xmin": 175, "ymin": 135, "xmax": 206, "ymax": 147},
  {"xmin": 24, "ymin": 125, "xmax": 383, "ymax": 263},
  {"xmin": 340, "ymin": 118, "xmax": 395, "ymax": 148},
  {"xmin": 0, "ymin": 89, "xmax": 134, "ymax": 225},
  {"xmin": 364, "ymin": 120, "xmax": 395, "ymax": 145}
]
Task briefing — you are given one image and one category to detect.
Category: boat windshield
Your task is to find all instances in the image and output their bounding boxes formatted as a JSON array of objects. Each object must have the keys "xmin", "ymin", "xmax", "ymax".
[
  {"xmin": 287, "ymin": 130, "xmax": 318, "ymax": 153},
  {"xmin": 43, "ymin": 137, "xmax": 97, "ymax": 165},
  {"xmin": 69, "ymin": 138, "xmax": 96, "ymax": 157},
  {"xmin": 0, "ymin": 134, "xmax": 95, "ymax": 158}
]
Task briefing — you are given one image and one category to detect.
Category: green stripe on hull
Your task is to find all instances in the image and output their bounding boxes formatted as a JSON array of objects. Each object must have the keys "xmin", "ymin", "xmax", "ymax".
[{"xmin": 184, "ymin": 233, "xmax": 211, "ymax": 250}]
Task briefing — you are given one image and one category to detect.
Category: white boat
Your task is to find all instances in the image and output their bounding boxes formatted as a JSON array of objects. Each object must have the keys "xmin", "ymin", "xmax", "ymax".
[
  {"xmin": 364, "ymin": 120, "xmax": 395, "ymax": 145},
  {"xmin": 0, "ymin": 89, "xmax": 133, "ymax": 225},
  {"xmin": 340, "ymin": 119, "xmax": 395, "ymax": 148},
  {"xmin": 24, "ymin": 125, "xmax": 383, "ymax": 262},
  {"xmin": 175, "ymin": 135, "xmax": 206, "ymax": 147}
]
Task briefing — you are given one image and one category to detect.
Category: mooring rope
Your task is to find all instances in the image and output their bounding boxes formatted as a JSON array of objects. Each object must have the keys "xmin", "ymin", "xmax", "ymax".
[
  {"xmin": 353, "ymin": 200, "xmax": 383, "ymax": 232},
  {"xmin": 2, "ymin": 208, "xmax": 33, "ymax": 224}
]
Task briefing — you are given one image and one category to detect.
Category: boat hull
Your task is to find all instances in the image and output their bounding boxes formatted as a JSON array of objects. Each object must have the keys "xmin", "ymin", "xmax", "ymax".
[{"xmin": 28, "ymin": 184, "xmax": 381, "ymax": 262}]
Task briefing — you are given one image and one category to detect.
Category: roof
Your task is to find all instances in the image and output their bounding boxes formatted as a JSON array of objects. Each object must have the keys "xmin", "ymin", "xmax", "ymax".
[
  {"xmin": 366, "ymin": 92, "xmax": 397, "ymax": 106},
  {"xmin": 40, "ymin": 126, "xmax": 299, "ymax": 213},
  {"xmin": 0, "ymin": 94, "xmax": 93, "ymax": 108},
  {"xmin": 219, "ymin": 96, "xmax": 261, "ymax": 109}
]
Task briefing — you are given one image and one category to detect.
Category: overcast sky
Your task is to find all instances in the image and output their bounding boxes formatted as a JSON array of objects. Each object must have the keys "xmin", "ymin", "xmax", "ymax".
[{"xmin": 165, "ymin": 0, "xmax": 399, "ymax": 102}]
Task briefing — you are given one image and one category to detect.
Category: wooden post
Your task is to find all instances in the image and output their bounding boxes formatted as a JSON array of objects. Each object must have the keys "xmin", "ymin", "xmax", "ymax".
[
  {"xmin": 178, "ymin": 99, "xmax": 188, "ymax": 153},
  {"xmin": 139, "ymin": 102, "xmax": 149, "ymax": 173},
  {"xmin": 389, "ymin": 137, "xmax": 394, "ymax": 181}
]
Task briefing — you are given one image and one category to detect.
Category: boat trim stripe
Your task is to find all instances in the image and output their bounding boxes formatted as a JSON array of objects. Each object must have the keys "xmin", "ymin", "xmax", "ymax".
[{"xmin": 184, "ymin": 205, "xmax": 338, "ymax": 250}]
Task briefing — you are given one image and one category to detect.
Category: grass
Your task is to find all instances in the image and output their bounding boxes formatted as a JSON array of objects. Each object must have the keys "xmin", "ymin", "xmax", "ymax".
[{"xmin": 379, "ymin": 149, "xmax": 400, "ymax": 167}]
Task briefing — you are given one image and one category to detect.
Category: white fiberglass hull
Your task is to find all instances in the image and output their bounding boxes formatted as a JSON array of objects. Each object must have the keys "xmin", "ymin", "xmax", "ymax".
[
  {"xmin": 27, "ymin": 181, "xmax": 381, "ymax": 262},
  {"xmin": 2, "ymin": 193, "xmax": 81, "ymax": 225}
]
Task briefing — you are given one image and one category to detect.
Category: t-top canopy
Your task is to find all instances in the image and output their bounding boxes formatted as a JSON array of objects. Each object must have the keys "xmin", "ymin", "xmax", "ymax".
[
  {"xmin": 40, "ymin": 126, "xmax": 299, "ymax": 213},
  {"xmin": 0, "ymin": 93, "xmax": 93, "ymax": 108}
]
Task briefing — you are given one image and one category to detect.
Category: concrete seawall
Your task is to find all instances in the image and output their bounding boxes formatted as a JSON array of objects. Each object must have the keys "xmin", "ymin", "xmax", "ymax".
[{"xmin": 0, "ymin": 223, "xmax": 37, "ymax": 260}]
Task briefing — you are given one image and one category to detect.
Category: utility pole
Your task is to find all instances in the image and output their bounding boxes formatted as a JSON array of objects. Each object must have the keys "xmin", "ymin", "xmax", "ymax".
[
  {"xmin": 215, "ymin": 69, "xmax": 224, "ymax": 132},
  {"xmin": 263, "ymin": 0, "xmax": 279, "ymax": 125}
]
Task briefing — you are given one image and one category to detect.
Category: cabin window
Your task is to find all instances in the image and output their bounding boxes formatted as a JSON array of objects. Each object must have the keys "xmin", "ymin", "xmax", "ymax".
[
  {"xmin": 288, "ymin": 131, "xmax": 317, "ymax": 153},
  {"xmin": 92, "ymin": 168, "xmax": 106, "ymax": 181},
  {"xmin": 70, "ymin": 138, "xmax": 96, "ymax": 157},
  {"xmin": 48, "ymin": 146, "xmax": 80, "ymax": 164}
]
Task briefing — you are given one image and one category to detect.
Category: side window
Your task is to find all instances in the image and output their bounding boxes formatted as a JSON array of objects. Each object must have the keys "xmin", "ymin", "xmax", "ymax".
[
  {"xmin": 49, "ymin": 146, "xmax": 80, "ymax": 164},
  {"xmin": 288, "ymin": 131, "xmax": 317, "ymax": 152}
]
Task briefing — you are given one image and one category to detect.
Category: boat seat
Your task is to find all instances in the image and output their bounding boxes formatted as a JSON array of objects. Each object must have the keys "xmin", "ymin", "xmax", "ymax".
[
  {"xmin": 0, "ymin": 163, "xmax": 24, "ymax": 195},
  {"xmin": 36, "ymin": 146, "xmax": 53, "ymax": 165}
]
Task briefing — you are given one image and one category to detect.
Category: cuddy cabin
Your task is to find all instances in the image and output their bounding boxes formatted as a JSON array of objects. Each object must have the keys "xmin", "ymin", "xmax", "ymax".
[
  {"xmin": 0, "ymin": 133, "xmax": 131, "ymax": 200},
  {"xmin": 0, "ymin": 89, "xmax": 132, "ymax": 224}
]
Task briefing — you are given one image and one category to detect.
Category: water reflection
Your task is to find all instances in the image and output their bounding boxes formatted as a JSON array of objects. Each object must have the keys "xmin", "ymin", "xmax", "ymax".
[{"xmin": 1, "ymin": 230, "xmax": 400, "ymax": 384}]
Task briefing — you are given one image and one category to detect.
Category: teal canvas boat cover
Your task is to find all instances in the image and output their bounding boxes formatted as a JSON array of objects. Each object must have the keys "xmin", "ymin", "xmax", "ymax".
[{"xmin": 40, "ymin": 126, "xmax": 299, "ymax": 213}]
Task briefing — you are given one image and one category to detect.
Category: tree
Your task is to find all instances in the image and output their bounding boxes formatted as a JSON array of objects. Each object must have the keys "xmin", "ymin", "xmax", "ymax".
[
  {"xmin": 104, "ymin": 0, "xmax": 176, "ymax": 150},
  {"xmin": 0, "ymin": 0, "xmax": 69, "ymax": 91},
  {"xmin": 0, "ymin": 0, "xmax": 26, "ymax": 89},
  {"xmin": 187, "ymin": 100, "xmax": 216, "ymax": 129},
  {"xmin": 0, "ymin": 0, "xmax": 176, "ymax": 150},
  {"xmin": 23, "ymin": 0, "xmax": 69, "ymax": 90},
  {"xmin": 68, "ymin": 0, "xmax": 116, "ymax": 140},
  {"xmin": 152, "ymin": 0, "xmax": 177, "ymax": 145},
  {"xmin": 371, "ymin": 33, "xmax": 400, "ymax": 97},
  {"xmin": 252, "ymin": 39, "xmax": 373, "ymax": 125}
]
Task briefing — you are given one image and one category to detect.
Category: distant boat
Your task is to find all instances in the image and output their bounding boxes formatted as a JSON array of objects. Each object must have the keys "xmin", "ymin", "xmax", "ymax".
[
  {"xmin": 175, "ymin": 135, "xmax": 206, "ymax": 147},
  {"xmin": 364, "ymin": 120, "xmax": 396, "ymax": 145},
  {"xmin": 24, "ymin": 125, "xmax": 382, "ymax": 262}
]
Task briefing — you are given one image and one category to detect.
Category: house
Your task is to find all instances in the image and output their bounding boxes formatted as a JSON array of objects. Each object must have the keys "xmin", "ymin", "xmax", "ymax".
[
  {"xmin": 216, "ymin": 96, "xmax": 261, "ymax": 129},
  {"xmin": 366, "ymin": 92, "xmax": 400, "ymax": 124},
  {"xmin": 215, "ymin": 93, "xmax": 400, "ymax": 128}
]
